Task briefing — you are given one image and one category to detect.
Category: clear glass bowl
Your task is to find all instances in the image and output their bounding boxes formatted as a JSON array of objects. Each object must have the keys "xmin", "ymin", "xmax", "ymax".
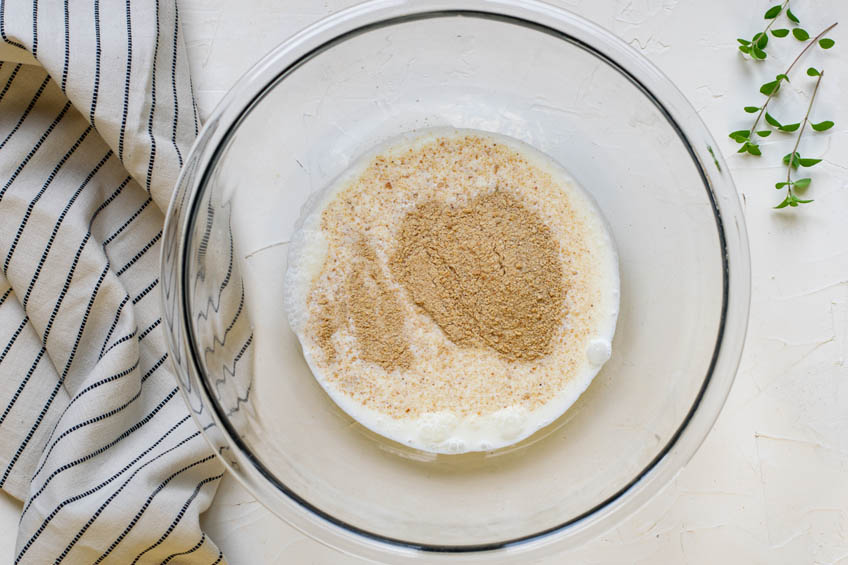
[{"xmin": 161, "ymin": 0, "xmax": 750, "ymax": 561}]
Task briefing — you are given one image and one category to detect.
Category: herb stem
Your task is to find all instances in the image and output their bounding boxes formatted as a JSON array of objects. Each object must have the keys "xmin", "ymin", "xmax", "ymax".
[
  {"xmin": 764, "ymin": 19, "xmax": 778, "ymax": 35},
  {"xmin": 786, "ymin": 22, "xmax": 837, "ymax": 74},
  {"xmin": 747, "ymin": 21, "xmax": 838, "ymax": 139},
  {"xmin": 763, "ymin": 1, "xmax": 789, "ymax": 35},
  {"xmin": 785, "ymin": 69, "xmax": 824, "ymax": 196}
]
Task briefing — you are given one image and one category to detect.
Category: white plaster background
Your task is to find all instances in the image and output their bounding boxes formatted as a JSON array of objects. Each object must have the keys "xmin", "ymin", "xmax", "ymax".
[{"xmin": 2, "ymin": 1, "xmax": 847, "ymax": 563}]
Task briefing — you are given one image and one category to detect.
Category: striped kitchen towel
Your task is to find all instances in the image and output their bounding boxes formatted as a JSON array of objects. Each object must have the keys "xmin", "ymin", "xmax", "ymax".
[{"xmin": 0, "ymin": 0, "xmax": 227, "ymax": 563}]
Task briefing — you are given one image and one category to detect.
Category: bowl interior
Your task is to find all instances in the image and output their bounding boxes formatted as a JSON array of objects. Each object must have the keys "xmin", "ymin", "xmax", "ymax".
[{"xmin": 183, "ymin": 11, "xmax": 725, "ymax": 549}]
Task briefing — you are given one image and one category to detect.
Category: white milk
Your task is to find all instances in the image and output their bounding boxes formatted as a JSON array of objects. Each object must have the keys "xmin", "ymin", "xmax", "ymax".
[{"xmin": 284, "ymin": 128, "xmax": 619, "ymax": 453}]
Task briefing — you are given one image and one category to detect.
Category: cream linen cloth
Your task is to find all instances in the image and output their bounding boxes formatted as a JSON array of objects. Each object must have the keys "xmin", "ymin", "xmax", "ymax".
[{"xmin": 0, "ymin": 0, "xmax": 228, "ymax": 563}]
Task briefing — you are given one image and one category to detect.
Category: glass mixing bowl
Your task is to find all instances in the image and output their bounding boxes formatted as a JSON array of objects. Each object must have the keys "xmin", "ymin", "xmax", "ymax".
[{"xmin": 161, "ymin": 0, "xmax": 750, "ymax": 561}]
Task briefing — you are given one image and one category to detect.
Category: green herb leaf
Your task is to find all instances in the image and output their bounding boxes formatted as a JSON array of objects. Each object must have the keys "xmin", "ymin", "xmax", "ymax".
[
  {"xmin": 794, "ymin": 197, "xmax": 814, "ymax": 204},
  {"xmin": 771, "ymin": 28, "xmax": 790, "ymax": 37},
  {"xmin": 737, "ymin": 143, "xmax": 749, "ymax": 153},
  {"xmin": 786, "ymin": 7, "xmax": 800, "ymax": 23},
  {"xmin": 760, "ymin": 80, "xmax": 779, "ymax": 95},
  {"xmin": 764, "ymin": 112, "xmax": 782, "ymax": 127},
  {"xmin": 811, "ymin": 120, "xmax": 835, "ymax": 131},
  {"xmin": 729, "ymin": 130, "xmax": 750, "ymax": 142},
  {"xmin": 807, "ymin": 67, "xmax": 821, "ymax": 76},
  {"xmin": 776, "ymin": 73, "xmax": 790, "ymax": 82},
  {"xmin": 778, "ymin": 123, "xmax": 800, "ymax": 132},
  {"xmin": 793, "ymin": 177, "xmax": 811, "ymax": 188},
  {"xmin": 775, "ymin": 181, "xmax": 790, "ymax": 188},
  {"xmin": 744, "ymin": 106, "xmax": 760, "ymax": 113},
  {"xmin": 751, "ymin": 45, "xmax": 767, "ymax": 59},
  {"xmin": 739, "ymin": 44, "xmax": 751, "ymax": 54},
  {"xmin": 757, "ymin": 130, "xmax": 772, "ymax": 137},
  {"xmin": 799, "ymin": 158, "xmax": 822, "ymax": 167},
  {"xmin": 782, "ymin": 152, "xmax": 801, "ymax": 168},
  {"xmin": 819, "ymin": 38, "xmax": 835, "ymax": 49},
  {"xmin": 756, "ymin": 32, "xmax": 769, "ymax": 49},
  {"xmin": 764, "ymin": 5, "xmax": 782, "ymax": 19},
  {"xmin": 760, "ymin": 80, "xmax": 780, "ymax": 96},
  {"xmin": 746, "ymin": 143, "xmax": 762, "ymax": 156},
  {"xmin": 775, "ymin": 196, "xmax": 792, "ymax": 209},
  {"xmin": 737, "ymin": 38, "xmax": 751, "ymax": 46},
  {"xmin": 793, "ymin": 28, "xmax": 810, "ymax": 41}
]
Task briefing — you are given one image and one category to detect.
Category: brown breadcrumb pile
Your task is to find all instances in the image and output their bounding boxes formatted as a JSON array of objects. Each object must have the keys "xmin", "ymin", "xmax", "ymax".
[
  {"xmin": 390, "ymin": 191, "xmax": 566, "ymax": 362},
  {"xmin": 315, "ymin": 240, "xmax": 412, "ymax": 372}
]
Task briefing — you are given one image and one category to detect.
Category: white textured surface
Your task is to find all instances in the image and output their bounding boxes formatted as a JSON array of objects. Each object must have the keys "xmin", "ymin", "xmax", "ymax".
[
  {"xmin": 3, "ymin": 1, "xmax": 847, "ymax": 563},
  {"xmin": 187, "ymin": 1, "xmax": 848, "ymax": 563},
  {"xmin": 187, "ymin": 1, "xmax": 848, "ymax": 562}
]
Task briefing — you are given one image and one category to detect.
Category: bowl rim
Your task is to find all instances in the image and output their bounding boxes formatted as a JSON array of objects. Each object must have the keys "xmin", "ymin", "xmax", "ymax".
[{"xmin": 161, "ymin": 0, "xmax": 751, "ymax": 561}]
